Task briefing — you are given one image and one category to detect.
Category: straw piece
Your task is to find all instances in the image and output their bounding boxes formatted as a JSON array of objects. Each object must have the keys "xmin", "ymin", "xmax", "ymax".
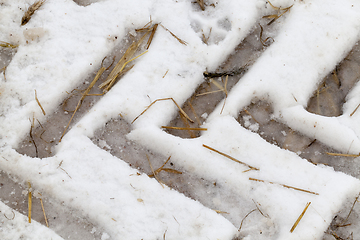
[
  {"xmin": 326, "ymin": 152, "xmax": 360, "ymax": 157},
  {"xmin": 160, "ymin": 24, "xmax": 188, "ymax": 45},
  {"xmin": 350, "ymin": 103, "xmax": 360, "ymax": 117},
  {"xmin": 249, "ymin": 177, "xmax": 319, "ymax": 195},
  {"xmin": 0, "ymin": 41, "xmax": 18, "ymax": 49},
  {"xmin": 148, "ymin": 156, "xmax": 182, "ymax": 177},
  {"xmin": 132, "ymin": 97, "xmax": 194, "ymax": 124},
  {"xmin": 28, "ymin": 181, "xmax": 32, "ymax": 223},
  {"xmin": 238, "ymin": 209, "xmax": 257, "ymax": 232},
  {"xmin": 259, "ymin": 24, "xmax": 274, "ymax": 46},
  {"xmin": 35, "ymin": 90, "xmax": 46, "ymax": 115},
  {"xmin": 99, "ymin": 31, "xmax": 150, "ymax": 91},
  {"xmin": 220, "ymin": 75, "xmax": 228, "ymax": 114},
  {"xmin": 29, "ymin": 116, "xmax": 38, "ymax": 158},
  {"xmin": 161, "ymin": 126, "xmax": 207, "ymax": 131},
  {"xmin": 38, "ymin": 193, "xmax": 49, "ymax": 227},
  {"xmin": 146, "ymin": 155, "xmax": 164, "ymax": 188},
  {"xmin": 290, "ymin": 202, "xmax": 311, "ymax": 233},
  {"xmin": 337, "ymin": 192, "xmax": 360, "ymax": 227},
  {"xmin": 162, "ymin": 69, "xmax": 169, "ymax": 78},
  {"xmin": 146, "ymin": 24, "xmax": 158, "ymax": 49},
  {"xmin": 264, "ymin": 0, "xmax": 293, "ymax": 25},
  {"xmin": 203, "ymin": 144, "xmax": 259, "ymax": 170},
  {"xmin": 196, "ymin": 0, "xmax": 205, "ymax": 10},
  {"xmin": 59, "ymin": 58, "xmax": 108, "ymax": 142}
]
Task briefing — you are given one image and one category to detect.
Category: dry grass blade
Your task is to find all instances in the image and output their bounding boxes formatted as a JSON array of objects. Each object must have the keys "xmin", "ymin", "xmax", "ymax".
[
  {"xmin": 264, "ymin": 0, "xmax": 293, "ymax": 25},
  {"xmin": 0, "ymin": 41, "xmax": 18, "ymax": 48},
  {"xmin": 146, "ymin": 24, "xmax": 158, "ymax": 49},
  {"xmin": 220, "ymin": 75, "xmax": 228, "ymax": 114},
  {"xmin": 1, "ymin": 66, "xmax": 6, "ymax": 81},
  {"xmin": 148, "ymin": 156, "xmax": 182, "ymax": 177},
  {"xmin": 59, "ymin": 57, "xmax": 108, "ymax": 142},
  {"xmin": 243, "ymin": 108, "xmax": 260, "ymax": 124},
  {"xmin": 146, "ymin": 155, "xmax": 164, "ymax": 188},
  {"xmin": 214, "ymin": 209, "xmax": 229, "ymax": 214},
  {"xmin": 27, "ymin": 181, "xmax": 32, "ymax": 223},
  {"xmin": 249, "ymin": 177, "xmax": 319, "ymax": 195},
  {"xmin": 290, "ymin": 202, "xmax": 311, "ymax": 233},
  {"xmin": 252, "ymin": 199, "xmax": 270, "ymax": 218},
  {"xmin": 337, "ymin": 193, "xmax": 360, "ymax": 227},
  {"xmin": 38, "ymin": 192, "xmax": 49, "ymax": 227},
  {"xmin": 202, "ymin": 28, "xmax": 212, "ymax": 44},
  {"xmin": 350, "ymin": 103, "xmax": 360, "ymax": 117},
  {"xmin": 4, "ymin": 210, "xmax": 15, "ymax": 220},
  {"xmin": 161, "ymin": 126, "xmax": 207, "ymax": 131},
  {"xmin": 132, "ymin": 97, "xmax": 194, "ymax": 124},
  {"xmin": 35, "ymin": 90, "xmax": 46, "ymax": 115},
  {"xmin": 21, "ymin": 0, "xmax": 46, "ymax": 26},
  {"xmin": 326, "ymin": 152, "xmax": 360, "ymax": 157},
  {"xmin": 259, "ymin": 24, "xmax": 274, "ymax": 46},
  {"xmin": 29, "ymin": 116, "xmax": 38, "ymax": 158},
  {"xmin": 161, "ymin": 168, "xmax": 182, "ymax": 174},
  {"xmin": 162, "ymin": 69, "xmax": 169, "ymax": 78},
  {"xmin": 267, "ymin": 0, "xmax": 292, "ymax": 11},
  {"xmin": 160, "ymin": 24, "xmax": 188, "ymax": 45},
  {"xmin": 203, "ymin": 144, "xmax": 259, "ymax": 170},
  {"xmin": 196, "ymin": 89, "xmax": 223, "ymax": 96},
  {"xmin": 99, "ymin": 31, "xmax": 150, "ymax": 91},
  {"xmin": 196, "ymin": 0, "xmax": 205, "ymax": 10},
  {"xmin": 238, "ymin": 209, "xmax": 257, "ymax": 232}
]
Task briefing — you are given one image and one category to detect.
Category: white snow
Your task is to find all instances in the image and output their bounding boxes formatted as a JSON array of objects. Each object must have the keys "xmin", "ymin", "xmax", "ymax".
[{"xmin": 1, "ymin": 0, "xmax": 360, "ymax": 239}]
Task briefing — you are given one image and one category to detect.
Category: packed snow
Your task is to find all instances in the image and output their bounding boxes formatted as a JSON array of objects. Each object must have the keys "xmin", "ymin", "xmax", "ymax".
[{"xmin": 1, "ymin": 0, "xmax": 360, "ymax": 239}]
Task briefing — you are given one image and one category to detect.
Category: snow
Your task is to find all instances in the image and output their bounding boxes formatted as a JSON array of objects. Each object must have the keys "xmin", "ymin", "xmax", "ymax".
[{"xmin": 1, "ymin": 0, "xmax": 360, "ymax": 239}]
